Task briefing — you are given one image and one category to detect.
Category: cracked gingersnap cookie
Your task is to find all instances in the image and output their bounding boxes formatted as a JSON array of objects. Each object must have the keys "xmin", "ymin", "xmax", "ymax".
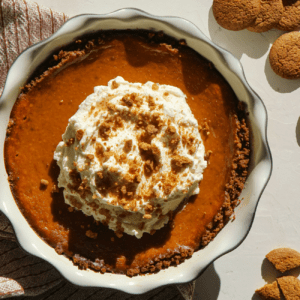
[
  {"xmin": 248, "ymin": 0, "xmax": 283, "ymax": 33},
  {"xmin": 213, "ymin": 0, "xmax": 261, "ymax": 31},
  {"xmin": 277, "ymin": 276, "xmax": 300, "ymax": 300},
  {"xmin": 255, "ymin": 281, "xmax": 281, "ymax": 300},
  {"xmin": 276, "ymin": 0, "xmax": 300, "ymax": 31},
  {"xmin": 266, "ymin": 247, "xmax": 300, "ymax": 272},
  {"xmin": 269, "ymin": 32, "xmax": 300, "ymax": 79}
]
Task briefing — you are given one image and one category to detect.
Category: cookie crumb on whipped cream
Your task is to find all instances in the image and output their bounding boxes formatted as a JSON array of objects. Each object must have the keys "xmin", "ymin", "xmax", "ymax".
[{"xmin": 54, "ymin": 76, "xmax": 206, "ymax": 238}]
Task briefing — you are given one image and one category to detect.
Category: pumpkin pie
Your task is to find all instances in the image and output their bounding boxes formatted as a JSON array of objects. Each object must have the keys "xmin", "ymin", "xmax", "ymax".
[{"xmin": 4, "ymin": 30, "xmax": 250, "ymax": 276}]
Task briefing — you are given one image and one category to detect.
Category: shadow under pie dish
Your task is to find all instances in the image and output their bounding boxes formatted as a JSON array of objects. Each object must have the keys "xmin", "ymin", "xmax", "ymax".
[{"xmin": 0, "ymin": 9, "xmax": 272, "ymax": 294}]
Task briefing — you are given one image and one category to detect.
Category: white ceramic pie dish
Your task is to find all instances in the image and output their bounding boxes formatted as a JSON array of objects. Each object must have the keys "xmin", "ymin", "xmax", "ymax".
[{"xmin": 0, "ymin": 8, "xmax": 272, "ymax": 294}]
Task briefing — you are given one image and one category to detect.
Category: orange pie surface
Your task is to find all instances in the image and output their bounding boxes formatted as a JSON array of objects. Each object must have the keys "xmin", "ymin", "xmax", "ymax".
[{"xmin": 4, "ymin": 31, "xmax": 250, "ymax": 275}]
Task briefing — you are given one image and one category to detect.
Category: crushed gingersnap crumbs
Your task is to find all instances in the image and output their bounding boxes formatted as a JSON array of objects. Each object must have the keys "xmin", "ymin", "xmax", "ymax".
[
  {"xmin": 68, "ymin": 206, "xmax": 74, "ymax": 212},
  {"xmin": 152, "ymin": 83, "xmax": 159, "ymax": 91},
  {"xmin": 72, "ymin": 247, "xmax": 194, "ymax": 276},
  {"xmin": 189, "ymin": 145, "xmax": 197, "ymax": 155},
  {"xmin": 198, "ymin": 119, "xmax": 211, "ymax": 136},
  {"xmin": 166, "ymin": 125, "xmax": 176, "ymax": 135},
  {"xmin": 123, "ymin": 139, "xmax": 132, "ymax": 153},
  {"xmin": 51, "ymin": 184, "xmax": 59, "ymax": 193},
  {"xmin": 5, "ymin": 119, "xmax": 15, "ymax": 138},
  {"xmin": 68, "ymin": 195, "xmax": 83, "ymax": 210},
  {"xmin": 147, "ymin": 96, "xmax": 156, "ymax": 110},
  {"xmin": 76, "ymin": 129, "xmax": 84, "ymax": 141},
  {"xmin": 143, "ymin": 214, "xmax": 152, "ymax": 219},
  {"xmin": 99, "ymin": 121, "xmax": 111, "ymax": 140},
  {"xmin": 106, "ymin": 102, "xmax": 117, "ymax": 112},
  {"xmin": 170, "ymin": 137, "xmax": 180, "ymax": 148},
  {"xmin": 161, "ymin": 172, "xmax": 178, "ymax": 195},
  {"xmin": 146, "ymin": 124, "xmax": 158, "ymax": 135},
  {"xmin": 55, "ymin": 243, "xmax": 64, "ymax": 255},
  {"xmin": 22, "ymin": 49, "xmax": 88, "ymax": 94},
  {"xmin": 85, "ymin": 40, "xmax": 95, "ymax": 50},
  {"xmin": 138, "ymin": 142, "xmax": 152, "ymax": 152},
  {"xmin": 171, "ymin": 155, "xmax": 192, "ymax": 171},
  {"xmin": 201, "ymin": 114, "xmax": 250, "ymax": 247},
  {"xmin": 86, "ymin": 230, "xmax": 98, "ymax": 239},
  {"xmin": 98, "ymin": 208, "xmax": 112, "ymax": 226},
  {"xmin": 66, "ymin": 138, "xmax": 74, "ymax": 146},
  {"xmin": 121, "ymin": 95, "xmax": 133, "ymax": 107},
  {"xmin": 120, "ymin": 93, "xmax": 144, "ymax": 108},
  {"xmin": 115, "ymin": 231, "xmax": 123, "ymax": 238},
  {"xmin": 86, "ymin": 154, "xmax": 94, "ymax": 160},
  {"xmin": 205, "ymin": 150, "xmax": 213, "ymax": 162},
  {"xmin": 160, "ymin": 43, "xmax": 179, "ymax": 54},
  {"xmin": 111, "ymin": 80, "xmax": 119, "ymax": 89},
  {"xmin": 95, "ymin": 143, "xmax": 104, "ymax": 162}
]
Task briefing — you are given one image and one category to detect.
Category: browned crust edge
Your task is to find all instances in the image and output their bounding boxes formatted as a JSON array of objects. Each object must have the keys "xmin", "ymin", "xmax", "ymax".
[{"xmin": 200, "ymin": 113, "xmax": 250, "ymax": 248}]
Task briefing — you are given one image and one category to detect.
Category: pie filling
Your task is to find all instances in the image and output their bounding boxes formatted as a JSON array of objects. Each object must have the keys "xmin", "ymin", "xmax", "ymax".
[{"xmin": 4, "ymin": 30, "xmax": 250, "ymax": 276}]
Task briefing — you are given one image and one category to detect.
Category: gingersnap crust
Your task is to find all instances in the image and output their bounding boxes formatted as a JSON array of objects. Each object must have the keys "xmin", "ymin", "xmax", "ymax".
[
  {"xmin": 276, "ymin": 0, "xmax": 300, "ymax": 31},
  {"xmin": 247, "ymin": 0, "xmax": 283, "ymax": 33},
  {"xmin": 255, "ymin": 281, "xmax": 281, "ymax": 300},
  {"xmin": 269, "ymin": 32, "xmax": 300, "ymax": 79},
  {"xmin": 266, "ymin": 247, "xmax": 300, "ymax": 272},
  {"xmin": 213, "ymin": 0, "xmax": 261, "ymax": 31}
]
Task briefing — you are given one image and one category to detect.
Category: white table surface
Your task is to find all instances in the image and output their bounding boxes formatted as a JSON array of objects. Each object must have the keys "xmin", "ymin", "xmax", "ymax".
[{"xmin": 32, "ymin": 0, "xmax": 300, "ymax": 299}]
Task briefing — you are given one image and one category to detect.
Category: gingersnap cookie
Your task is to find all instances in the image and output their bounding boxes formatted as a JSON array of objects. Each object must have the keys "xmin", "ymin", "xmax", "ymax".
[
  {"xmin": 276, "ymin": 0, "xmax": 300, "ymax": 31},
  {"xmin": 213, "ymin": 0, "xmax": 261, "ymax": 31},
  {"xmin": 255, "ymin": 281, "xmax": 281, "ymax": 300},
  {"xmin": 269, "ymin": 32, "xmax": 300, "ymax": 79},
  {"xmin": 266, "ymin": 247, "xmax": 300, "ymax": 272},
  {"xmin": 277, "ymin": 276, "xmax": 300, "ymax": 300},
  {"xmin": 248, "ymin": 0, "xmax": 283, "ymax": 33}
]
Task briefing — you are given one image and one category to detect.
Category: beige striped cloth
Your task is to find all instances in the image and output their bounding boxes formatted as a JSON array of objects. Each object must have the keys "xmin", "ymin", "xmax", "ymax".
[{"xmin": 0, "ymin": 0, "xmax": 196, "ymax": 299}]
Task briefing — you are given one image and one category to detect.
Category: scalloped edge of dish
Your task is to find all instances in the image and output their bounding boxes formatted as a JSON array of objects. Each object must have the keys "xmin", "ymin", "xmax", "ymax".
[{"xmin": 0, "ymin": 8, "xmax": 272, "ymax": 294}]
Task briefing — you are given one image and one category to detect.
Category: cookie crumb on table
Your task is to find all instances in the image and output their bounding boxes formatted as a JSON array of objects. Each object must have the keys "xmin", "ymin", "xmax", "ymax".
[
  {"xmin": 266, "ymin": 247, "xmax": 300, "ymax": 273},
  {"xmin": 255, "ymin": 281, "xmax": 281, "ymax": 300},
  {"xmin": 277, "ymin": 276, "xmax": 300, "ymax": 300},
  {"xmin": 255, "ymin": 247, "xmax": 300, "ymax": 299}
]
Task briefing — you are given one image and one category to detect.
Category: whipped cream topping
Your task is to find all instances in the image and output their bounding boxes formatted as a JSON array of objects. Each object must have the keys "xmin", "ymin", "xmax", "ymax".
[{"xmin": 54, "ymin": 77, "xmax": 206, "ymax": 238}]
